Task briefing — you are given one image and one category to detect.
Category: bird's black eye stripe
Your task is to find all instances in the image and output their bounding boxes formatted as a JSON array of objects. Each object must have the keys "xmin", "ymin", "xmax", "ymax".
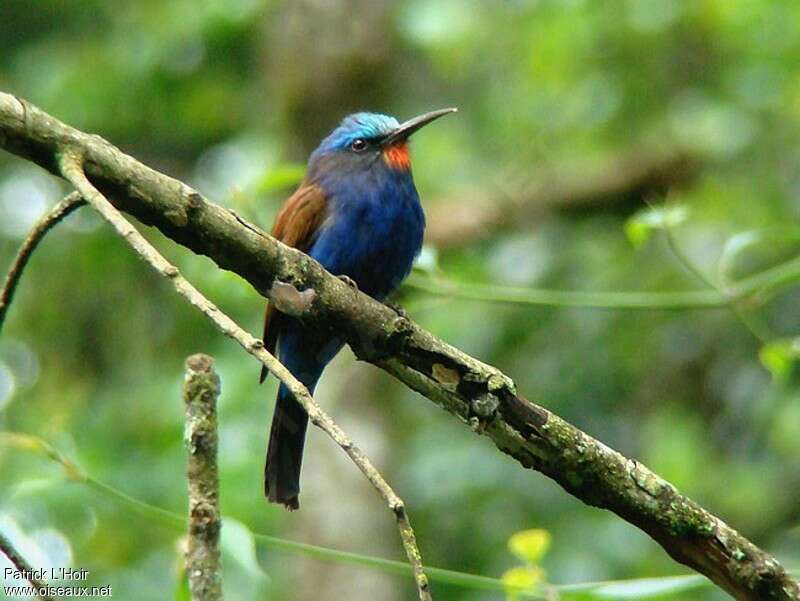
[{"xmin": 351, "ymin": 138, "xmax": 368, "ymax": 152}]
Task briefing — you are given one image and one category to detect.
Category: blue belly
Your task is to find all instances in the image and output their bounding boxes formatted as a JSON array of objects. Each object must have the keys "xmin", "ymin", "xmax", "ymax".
[
  {"xmin": 309, "ymin": 170, "xmax": 425, "ymax": 300},
  {"xmin": 273, "ymin": 163, "xmax": 425, "ymax": 396}
]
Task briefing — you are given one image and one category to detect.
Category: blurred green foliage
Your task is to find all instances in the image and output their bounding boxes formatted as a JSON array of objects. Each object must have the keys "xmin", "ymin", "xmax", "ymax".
[{"xmin": 1, "ymin": 1, "xmax": 800, "ymax": 600}]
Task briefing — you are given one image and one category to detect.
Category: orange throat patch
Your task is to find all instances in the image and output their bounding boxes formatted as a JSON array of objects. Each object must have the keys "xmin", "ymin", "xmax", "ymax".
[{"xmin": 383, "ymin": 143, "xmax": 411, "ymax": 170}]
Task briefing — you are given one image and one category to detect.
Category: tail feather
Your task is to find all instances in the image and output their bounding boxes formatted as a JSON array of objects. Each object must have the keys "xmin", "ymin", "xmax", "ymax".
[
  {"xmin": 262, "ymin": 327, "xmax": 340, "ymax": 510},
  {"xmin": 265, "ymin": 384, "xmax": 308, "ymax": 510}
]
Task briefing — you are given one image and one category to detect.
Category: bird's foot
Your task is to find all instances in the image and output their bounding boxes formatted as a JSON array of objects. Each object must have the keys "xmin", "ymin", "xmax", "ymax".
[
  {"xmin": 338, "ymin": 275, "xmax": 359, "ymax": 291},
  {"xmin": 386, "ymin": 301, "xmax": 409, "ymax": 318}
]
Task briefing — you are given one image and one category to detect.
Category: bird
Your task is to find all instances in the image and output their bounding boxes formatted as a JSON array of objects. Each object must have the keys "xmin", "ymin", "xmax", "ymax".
[{"xmin": 260, "ymin": 108, "xmax": 457, "ymax": 510}]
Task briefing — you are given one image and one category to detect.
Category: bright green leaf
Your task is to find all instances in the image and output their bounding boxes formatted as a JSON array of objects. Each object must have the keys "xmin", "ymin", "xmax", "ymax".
[
  {"xmin": 759, "ymin": 338, "xmax": 800, "ymax": 379},
  {"xmin": 508, "ymin": 529, "xmax": 551, "ymax": 564},
  {"xmin": 561, "ymin": 574, "xmax": 707, "ymax": 600},
  {"xmin": 502, "ymin": 565, "xmax": 545, "ymax": 599}
]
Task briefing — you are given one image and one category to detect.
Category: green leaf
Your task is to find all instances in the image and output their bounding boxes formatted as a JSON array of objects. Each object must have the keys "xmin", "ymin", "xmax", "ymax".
[
  {"xmin": 9, "ymin": 477, "xmax": 62, "ymax": 499},
  {"xmin": 508, "ymin": 529, "xmax": 551, "ymax": 564},
  {"xmin": 561, "ymin": 574, "xmax": 707, "ymax": 600},
  {"xmin": 503, "ymin": 566, "xmax": 545, "ymax": 589},
  {"xmin": 502, "ymin": 566, "xmax": 545, "ymax": 601},
  {"xmin": 759, "ymin": 338, "xmax": 800, "ymax": 379},
  {"xmin": 624, "ymin": 205, "xmax": 689, "ymax": 248},
  {"xmin": 0, "ymin": 432, "xmax": 85, "ymax": 481},
  {"xmin": 221, "ymin": 517, "xmax": 268, "ymax": 581}
]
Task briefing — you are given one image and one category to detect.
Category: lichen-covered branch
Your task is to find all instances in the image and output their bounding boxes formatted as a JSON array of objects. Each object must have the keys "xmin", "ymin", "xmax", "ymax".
[
  {"xmin": 55, "ymin": 151, "xmax": 432, "ymax": 601},
  {"xmin": 0, "ymin": 191, "xmax": 85, "ymax": 331},
  {"xmin": 183, "ymin": 354, "xmax": 223, "ymax": 601},
  {"xmin": 0, "ymin": 530, "xmax": 55, "ymax": 601},
  {"xmin": 1, "ymin": 91, "xmax": 797, "ymax": 600}
]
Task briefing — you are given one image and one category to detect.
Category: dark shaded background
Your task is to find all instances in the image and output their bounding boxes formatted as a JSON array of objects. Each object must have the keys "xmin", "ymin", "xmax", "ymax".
[{"xmin": 1, "ymin": 1, "xmax": 799, "ymax": 600}]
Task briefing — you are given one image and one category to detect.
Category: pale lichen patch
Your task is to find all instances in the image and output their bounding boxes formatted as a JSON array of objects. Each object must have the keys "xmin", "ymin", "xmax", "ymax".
[{"xmin": 269, "ymin": 279, "xmax": 316, "ymax": 316}]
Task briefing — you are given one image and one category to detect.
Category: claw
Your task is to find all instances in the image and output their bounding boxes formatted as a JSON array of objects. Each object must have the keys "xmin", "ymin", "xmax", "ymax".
[{"xmin": 338, "ymin": 275, "xmax": 359, "ymax": 290}]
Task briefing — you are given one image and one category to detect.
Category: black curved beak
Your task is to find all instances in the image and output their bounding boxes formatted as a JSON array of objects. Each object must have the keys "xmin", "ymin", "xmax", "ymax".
[{"xmin": 382, "ymin": 107, "xmax": 458, "ymax": 147}]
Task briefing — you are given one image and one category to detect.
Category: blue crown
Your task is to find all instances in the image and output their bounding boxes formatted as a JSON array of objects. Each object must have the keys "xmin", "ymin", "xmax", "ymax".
[{"xmin": 314, "ymin": 113, "xmax": 399, "ymax": 156}]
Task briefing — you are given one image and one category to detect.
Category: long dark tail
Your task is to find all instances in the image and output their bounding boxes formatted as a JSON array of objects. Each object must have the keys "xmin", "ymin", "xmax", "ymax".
[{"xmin": 265, "ymin": 384, "xmax": 308, "ymax": 510}]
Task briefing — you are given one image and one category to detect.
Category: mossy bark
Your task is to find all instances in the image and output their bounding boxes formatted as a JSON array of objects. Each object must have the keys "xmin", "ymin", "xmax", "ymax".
[
  {"xmin": 183, "ymin": 354, "xmax": 223, "ymax": 601},
  {"xmin": 1, "ymin": 91, "xmax": 797, "ymax": 601}
]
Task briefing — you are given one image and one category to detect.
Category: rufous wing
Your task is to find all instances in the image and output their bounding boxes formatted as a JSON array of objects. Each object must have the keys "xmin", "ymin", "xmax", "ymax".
[{"xmin": 260, "ymin": 182, "xmax": 329, "ymax": 383}]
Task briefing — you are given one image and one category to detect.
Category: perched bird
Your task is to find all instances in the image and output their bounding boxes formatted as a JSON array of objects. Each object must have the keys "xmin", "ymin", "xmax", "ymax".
[{"xmin": 261, "ymin": 108, "xmax": 457, "ymax": 509}]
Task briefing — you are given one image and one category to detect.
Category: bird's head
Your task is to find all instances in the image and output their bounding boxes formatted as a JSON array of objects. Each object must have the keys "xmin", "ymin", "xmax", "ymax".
[{"xmin": 309, "ymin": 108, "xmax": 457, "ymax": 175}]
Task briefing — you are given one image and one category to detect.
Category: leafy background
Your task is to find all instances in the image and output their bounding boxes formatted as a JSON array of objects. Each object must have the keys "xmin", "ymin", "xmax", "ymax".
[{"xmin": 1, "ymin": 1, "xmax": 799, "ymax": 600}]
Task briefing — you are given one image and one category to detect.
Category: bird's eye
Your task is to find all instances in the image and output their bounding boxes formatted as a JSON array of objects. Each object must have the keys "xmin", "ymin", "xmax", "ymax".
[{"xmin": 351, "ymin": 138, "xmax": 368, "ymax": 152}]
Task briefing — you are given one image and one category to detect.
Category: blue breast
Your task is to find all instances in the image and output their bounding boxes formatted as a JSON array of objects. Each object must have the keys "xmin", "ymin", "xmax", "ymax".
[{"xmin": 310, "ymin": 164, "xmax": 425, "ymax": 300}]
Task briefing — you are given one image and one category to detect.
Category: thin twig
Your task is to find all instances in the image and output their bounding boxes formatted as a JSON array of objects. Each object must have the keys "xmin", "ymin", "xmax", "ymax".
[
  {"xmin": 405, "ymin": 272, "xmax": 728, "ymax": 310},
  {"xmin": 655, "ymin": 199, "xmax": 774, "ymax": 343},
  {"xmin": 0, "ymin": 530, "xmax": 55, "ymax": 601},
  {"xmin": 57, "ymin": 152, "xmax": 432, "ymax": 601},
  {"xmin": 4, "ymin": 431, "xmax": 543, "ymax": 598},
  {"xmin": 2, "ymin": 92, "xmax": 795, "ymax": 599},
  {"xmin": 0, "ymin": 191, "xmax": 85, "ymax": 331},
  {"xmin": 183, "ymin": 354, "xmax": 223, "ymax": 601}
]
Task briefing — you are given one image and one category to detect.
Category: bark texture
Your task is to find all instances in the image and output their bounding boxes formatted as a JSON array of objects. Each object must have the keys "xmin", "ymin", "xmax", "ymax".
[
  {"xmin": 1, "ymin": 91, "xmax": 797, "ymax": 600},
  {"xmin": 184, "ymin": 354, "xmax": 223, "ymax": 601}
]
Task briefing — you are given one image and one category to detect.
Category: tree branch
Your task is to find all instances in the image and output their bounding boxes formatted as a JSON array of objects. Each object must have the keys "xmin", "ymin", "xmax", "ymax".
[
  {"xmin": 0, "ymin": 530, "xmax": 55, "ymax": 601},
  {"xmin": 183, "ymin": 354, "xmax": 224, "ymax": 601},
  {"xmin": 56, "ymin": 150, "xmax": 432, "ymax": 601},
  {"xmin": 425, "ymin": 147, "xmax": 700, "ymax": 248},
  {"xmin": 1, "ymin": 91, "xmax": 797, "ymax": 600},
  {"xmin": 0, "ymin": 191, "xmax": 85, "ymax": 331}
]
